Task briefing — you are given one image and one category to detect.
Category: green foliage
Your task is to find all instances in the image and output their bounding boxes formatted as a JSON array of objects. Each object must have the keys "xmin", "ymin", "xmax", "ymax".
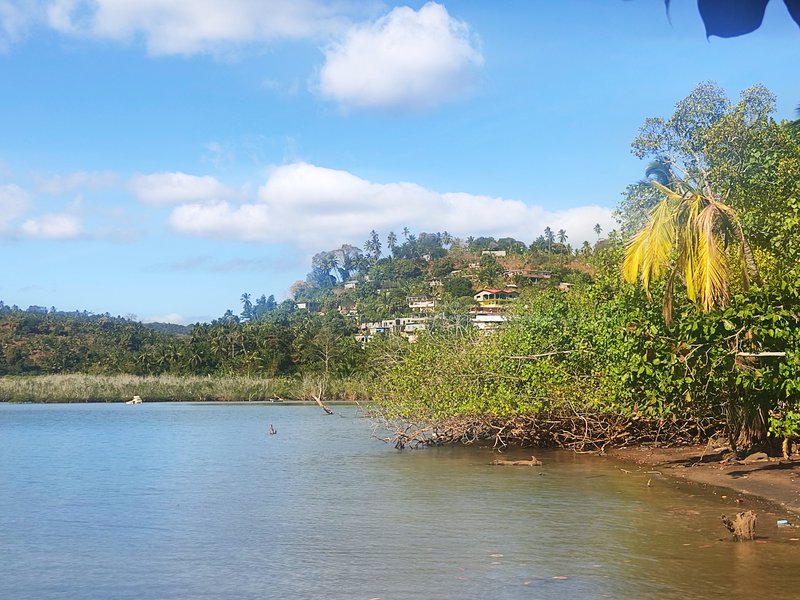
[
  {"xmin": 372, "ymin": 83, "xmax": 800, "ymax": 452},
  {"xmin": 477, "ymin": 253, "xmax": 504, "ymax": 287},
  {"xmin": 443, "ymin": 276, "xmax": 475, "ymax": 299},
  {"xmin": 292, "ymin": 312, "xmax": 363, "ymax": 377}
]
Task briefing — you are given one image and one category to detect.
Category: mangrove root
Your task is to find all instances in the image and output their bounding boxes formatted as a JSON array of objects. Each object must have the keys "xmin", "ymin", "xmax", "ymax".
[{"xmin": 372, "ymin": 409, "xmax": 721, "ymax": 451}]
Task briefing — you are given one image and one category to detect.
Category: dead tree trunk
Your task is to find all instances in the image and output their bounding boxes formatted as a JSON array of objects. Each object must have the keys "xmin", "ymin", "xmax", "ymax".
[
  {"xmin": 312, "ymin": 379, "xmax": 333, "ymax": 415},
  {"xmin": 722, "ymin": 511, "xmax": 757, "ymax": 541}
]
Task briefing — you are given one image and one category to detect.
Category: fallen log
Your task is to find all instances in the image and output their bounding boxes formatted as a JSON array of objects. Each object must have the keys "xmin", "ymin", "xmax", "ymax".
[
  {"xmin": 313, "ymin": 392, "xmax": 334, "ymax": 414},
  {"xmin": 491, "ymin": 456, "xmax": 542, "ymax": 466}
]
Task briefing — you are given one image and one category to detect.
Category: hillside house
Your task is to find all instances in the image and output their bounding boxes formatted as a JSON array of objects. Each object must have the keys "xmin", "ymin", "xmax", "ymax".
[
  {"xmin": 469, "ymin": 288, "xmax": 519, "ymax": 332},
  {"xmin": 472, "ymin": 313, "xmax": 507, "ymax": 331},
  {"xmin": 356, "ymin": 316, "xmax": 431, "ymax": 344},
  {"xmin": 504, "ymin": 269, "xmax": 551, "ymax": 283},
  {"xmin": 408, "ymin": 297, "xmax": 437, "ymax": 312},
  {"xmin": 473, "ymin": 288, "xmax": 519, "ymax": 307}
]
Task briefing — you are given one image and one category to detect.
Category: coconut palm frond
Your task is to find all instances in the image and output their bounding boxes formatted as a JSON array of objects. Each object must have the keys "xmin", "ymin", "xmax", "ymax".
[
  {"xmin": 679, "ymin": 235, "xmax": 698, "ymax": 302},
  {"xmin": 695, "ymin": 203, "xmax": 730, "ymax": 311},
  {"xmin": 649, "ymin": 180, "xmax": 684, "ymax": 202},
  {"xmin": 621, "ymin": 227, "xmax": 647, "ymax": 283},
  {"xmin": 676, "ymin": 193, "xmax": 707, "ymax": 303},
  {"xmin": 712, "ymin": 199, "xmax": 762, "ymax": 288},
  {"xmin": 625, "ymin": 165, "xmax": 757, "ymax": 322},
  {"xmin": 622, "ymin": 198, "xmax": 676, "ymax": 291}
]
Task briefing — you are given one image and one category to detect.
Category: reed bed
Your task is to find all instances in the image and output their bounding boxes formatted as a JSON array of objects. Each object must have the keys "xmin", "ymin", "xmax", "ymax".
[{"xmin": 0, "ymin": 374, "xmax": 373, "ymax": 403}]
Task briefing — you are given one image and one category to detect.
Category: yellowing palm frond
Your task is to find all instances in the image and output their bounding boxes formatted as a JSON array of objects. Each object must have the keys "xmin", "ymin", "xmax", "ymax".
[
  {"xmin": 622, "ymin": 177, "xmax": 758, "ymax": 323},
  {"xmin": 680, "ymin": 239, "xmax": 698, "ymax": 302},
  {"xmin": 622, "ymin": 198, "xmax": 676, "ymax": 292},
  {"xmin": 711, "ymin": 199, "xmax": 761, "ymax": 289},
  {"xmin": 695, "ymin": 202, "xmax": 730, "ymax": 311}
]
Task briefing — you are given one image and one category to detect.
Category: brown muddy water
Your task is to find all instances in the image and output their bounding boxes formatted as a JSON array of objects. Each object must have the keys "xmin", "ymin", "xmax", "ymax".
[{"xmin": 1, "ymin": 403, "xmax": 799, "ymax": 599}]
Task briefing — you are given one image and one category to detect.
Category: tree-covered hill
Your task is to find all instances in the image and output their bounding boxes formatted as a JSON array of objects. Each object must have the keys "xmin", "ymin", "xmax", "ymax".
[{"xmin": 0, "ymin": 224, "xmax": 590, "ymax": 378}]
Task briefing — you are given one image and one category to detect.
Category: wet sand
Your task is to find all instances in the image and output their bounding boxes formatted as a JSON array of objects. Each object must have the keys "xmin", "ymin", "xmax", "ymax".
[{"xmin": 606, "ymin": 444, "xmax": 800, "ymax": 516}]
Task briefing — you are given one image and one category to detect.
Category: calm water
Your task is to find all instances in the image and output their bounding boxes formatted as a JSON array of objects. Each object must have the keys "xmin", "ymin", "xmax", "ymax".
[{"xmin": 2, "ymin": 403, "xmax": 800, "ymax": 600}]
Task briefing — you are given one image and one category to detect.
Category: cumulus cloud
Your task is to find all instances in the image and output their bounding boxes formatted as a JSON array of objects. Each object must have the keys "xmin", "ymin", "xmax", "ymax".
[
  {"xmin": 316, "ymin": 2, "xmax": 483, "ymax": 112},
  {"xmin": 20, "ymin": 212, "xmax": 83, "ymax": 239},
  {"xmin": 130, "ymin": 171, "xmax": 234, "ymax": 205},
  {"xmin": 37, "ymin": 170, "xmax": 118, "ymax": 194},
  {"xmin": 46, "ymin": 0, "xmax": 351, "ymax": 55},
  {"xmin": 0, "ymin": 183, "xmax": 31, "ymax": 227},
  {"xmin": 0, "ymin": 0, "xmax": 36, "ymax": 51},
  {"xmin": 168, "ymin": 162, "xmax": 615, "ymax": 250}
]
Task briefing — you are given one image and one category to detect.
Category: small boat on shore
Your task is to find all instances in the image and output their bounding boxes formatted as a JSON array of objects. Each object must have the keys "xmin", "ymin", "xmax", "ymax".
[{"xmin": 126, "ymin": 395, "xmax": 143, "ymax": 404}]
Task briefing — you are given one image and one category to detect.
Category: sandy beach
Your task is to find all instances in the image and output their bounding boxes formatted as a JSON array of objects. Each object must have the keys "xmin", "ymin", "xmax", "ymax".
[{"xmin": 607, "ymin": 444, "xmax": 800, "ymax": 517}]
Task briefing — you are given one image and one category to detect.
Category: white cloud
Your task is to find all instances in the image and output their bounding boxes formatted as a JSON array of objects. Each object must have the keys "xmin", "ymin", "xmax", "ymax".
[
  {"xmin": 37, "ymin": 170, "xmax": 118, "ymax": 194},
  {"xmin": 20, "ymin": 212, "xmax": 83, "ymax": 239},
  {"xmin": 46, "ymin": 0, "xmax": 351, "ymax": 55},
  {"xmin": 130, "ymin": 171, "xmax": 234, "ymax": 204},
  {"xmin": 168, "ymin": 162, "xmax": 615, "ymax": 249},
  {"xmin": 0, "ymin": 183, "xmax": 31, "ymax": 227},
  {"xmin": 316, "ymin": 2, "xmax": 483, "ymax": 112},
  {"xmin": 0, "ymin": 0, "xmax": 36, "ymax": 51},
  {"xmin": 144, "ymin": 312, "xmax": 185, "ymax": 325}
]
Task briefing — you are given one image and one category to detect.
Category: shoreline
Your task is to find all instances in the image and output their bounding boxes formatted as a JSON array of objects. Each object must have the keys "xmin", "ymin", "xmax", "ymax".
[{"xmin": 605, "ymin": 444, "xmax": 800, "ymax": 517}]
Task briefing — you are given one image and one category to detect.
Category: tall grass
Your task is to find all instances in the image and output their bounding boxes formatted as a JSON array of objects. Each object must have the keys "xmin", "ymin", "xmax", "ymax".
[{"xmin": 0, "ymin": 374, "xmax": 373, "ymax": 403}]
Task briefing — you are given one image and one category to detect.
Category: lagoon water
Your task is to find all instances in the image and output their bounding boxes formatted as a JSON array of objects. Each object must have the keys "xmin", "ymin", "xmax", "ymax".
[{"xmin": 2, "ymin": 403, "xmax": 800, "ymax": 599}]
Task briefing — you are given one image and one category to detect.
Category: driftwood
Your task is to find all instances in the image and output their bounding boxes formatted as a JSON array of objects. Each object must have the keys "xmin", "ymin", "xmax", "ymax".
[
  {"xmin": 308, "ymin": 378, "xmax": 334, "ymax": 414},
  {"xmin": 491, "ymin": 456, "xmax": 542, "ymax": 466},
  {"xmin": 313, "ymin": 393, "xmax": 334, "ymax": 414},
  {"xmin": 722, "ymin": 510, "xmax": 757, "ymax": 541}
]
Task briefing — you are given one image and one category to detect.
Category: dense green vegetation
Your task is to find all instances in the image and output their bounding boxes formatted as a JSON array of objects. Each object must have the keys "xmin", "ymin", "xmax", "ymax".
[
  {"xmin": 375, "ymin": 83, "xmax": 800, "ymax": 452},
  {"xmin": 0, "ymin": 223, "xmax": 586, "ymax": 381},
  {"xmin": 2, "ymin": 83, "xmax": 798, "ymax": 456}
]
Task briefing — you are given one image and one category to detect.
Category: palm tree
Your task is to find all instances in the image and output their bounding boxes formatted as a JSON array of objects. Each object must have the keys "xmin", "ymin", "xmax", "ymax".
[
  {"xmin": 364, "ymin": 230, "xmax": 381, "ymax": 262},
  {"xmin": 240, "ymin": 293, "xmax": 253, "ymax": 321},
  {"xmin": 543, "ymin": 227, "xmax": 554, "ymax": 254},
  {"xmin": 622, "ymin": 178, "xmax": 760, "ymax": 324},
  {"xmin": 593, "ymin": 223, "xmax": 602, "ymax": 240},
  {"xmin": 556, "ymin": 229, "xmax": 568, "ymax": 265}
]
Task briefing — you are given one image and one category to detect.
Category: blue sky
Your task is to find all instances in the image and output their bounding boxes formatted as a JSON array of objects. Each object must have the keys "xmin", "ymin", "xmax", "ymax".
[{"xmin": 1, "ymin": 0, "xmax": 798, "ymax": 324}]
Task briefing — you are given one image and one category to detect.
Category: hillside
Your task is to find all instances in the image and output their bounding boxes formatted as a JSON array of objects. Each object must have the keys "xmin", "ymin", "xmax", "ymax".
[{"xmin": 0, "ymin": 228, "xmax": 597, "ymax": 378}]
